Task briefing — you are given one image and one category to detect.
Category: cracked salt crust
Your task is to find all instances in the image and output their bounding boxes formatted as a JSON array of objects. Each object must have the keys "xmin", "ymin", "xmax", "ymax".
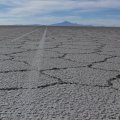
[{"xmin": 0, "ymin": 26, "xmax": 120, "ymax": 119}]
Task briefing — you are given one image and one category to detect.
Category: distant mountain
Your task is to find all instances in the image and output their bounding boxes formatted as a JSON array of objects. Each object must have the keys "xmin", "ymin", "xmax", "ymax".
[
  {"xmin": 51, "ymin": 21, "xmax": 81, "ymax": 26},
  {"xmin": 11, "ymin": 21, "xmax": 93, "ymax": 27}
]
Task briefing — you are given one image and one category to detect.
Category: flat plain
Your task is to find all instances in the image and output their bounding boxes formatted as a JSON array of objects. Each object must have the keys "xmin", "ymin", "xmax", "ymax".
[{"xmin": 0, "ymin": 26, "xmax": 120, "ymax": 120}]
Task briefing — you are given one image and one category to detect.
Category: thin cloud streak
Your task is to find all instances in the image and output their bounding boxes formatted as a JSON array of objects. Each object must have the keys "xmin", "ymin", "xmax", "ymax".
[{"xmin": 1, "ymin": 0, "xmax": 120, "ymax": 16}]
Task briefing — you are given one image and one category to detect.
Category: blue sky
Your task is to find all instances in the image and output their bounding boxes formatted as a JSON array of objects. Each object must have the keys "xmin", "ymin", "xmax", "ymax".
[{"xmin": 0, "ymin": 0, "xmax": 120, "ymax": 26}]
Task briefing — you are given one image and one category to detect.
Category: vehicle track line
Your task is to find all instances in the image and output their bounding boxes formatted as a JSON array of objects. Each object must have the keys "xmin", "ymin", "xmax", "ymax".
[
  {"xmin": 11, "ymin": 29, "xmax": 38, "ymax": 42},
  {"xmin": 27, "ymin": 27, "xmax": 47, "ymax": 89},
  {"xmin": 13, "ymin": 27, "xmax": 47, "ymax": 119}
]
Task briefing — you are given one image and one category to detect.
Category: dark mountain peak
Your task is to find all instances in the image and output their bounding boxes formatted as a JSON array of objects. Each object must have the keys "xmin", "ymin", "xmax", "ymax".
[
  {"xmin": 62, "ymin": 21, "xmax": 72, "ymax": 24},
  {"xmin": 51, "ymin": 21, "xmax": 80, "ymax": 26}
]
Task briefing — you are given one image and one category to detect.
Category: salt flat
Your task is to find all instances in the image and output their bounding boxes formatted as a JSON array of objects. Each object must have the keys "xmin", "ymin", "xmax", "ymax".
[{"xmin": 0, "ymin": 26, "xmax": 120, "ymax": 120}]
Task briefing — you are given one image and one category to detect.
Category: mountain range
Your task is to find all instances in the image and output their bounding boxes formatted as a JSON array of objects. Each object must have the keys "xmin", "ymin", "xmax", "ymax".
[{"xmin": 14, "ymin": 21, "xmax": 93, "ymax": 27}]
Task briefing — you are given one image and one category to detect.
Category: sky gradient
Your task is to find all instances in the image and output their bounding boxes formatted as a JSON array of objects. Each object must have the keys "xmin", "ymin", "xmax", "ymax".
[{"xmin": 0, "ymin": 0, "xmax": 120, "ymax": 26}]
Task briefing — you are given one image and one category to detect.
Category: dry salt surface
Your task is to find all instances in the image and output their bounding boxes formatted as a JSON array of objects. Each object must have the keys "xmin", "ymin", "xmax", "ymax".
[{"xmin": 0, "ymin": 26, "xmax": 120, "ymax": 120}]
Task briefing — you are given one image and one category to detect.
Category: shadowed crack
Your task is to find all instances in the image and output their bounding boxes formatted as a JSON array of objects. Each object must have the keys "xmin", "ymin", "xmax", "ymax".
[
  {"xmin": 43, "ymin": 42, "xmax": 63, "ymax": 50},
  {"xmin": 0, "ymin": 82, "xmax": 77, "ymax": 91},
  {"xmin": 40, "ymin": 70, "xmax": 63, "ymax": 83},
  {"xmin": 40, "ymin": 67, "xmax": 67, "ymax": 71},
  {"xmin": 40, "ymin": 65, "xmax": 86, "ymax": 73},
  {"xmin": 40, "ymin": 68, "xmax": 119, "ymax": 90},
  {"xmin": 51, "ymin": 55, "xmax": 81, "ymax": 63},
  {"xmin": 0, "ymin": 87, "xmax": 26, "ymax": 91},
  {"xmin": 44, "ymin": 49, "xmax": 96, "ymax": 55},
  {"xmin": 37, "ymin": 81, "xmax": 120, "ymax": 90},
  {"xmin": 37, "ymin": 81, "xmax": 77, "ymax": 89},
  {"xmin": 88, "ymin": 67, "xmax": 119, "ymax": 72},
  {"xmin": 0, "ymin": 79, "xmax": 119, "ymax": 91},
  {"xmin": 49, "ymin": 53, "xmax": 67, "ymax": 59},
  {"xmin": 0, "ymin": 69, "xmax": 31, "ymax": 73},
  {"xmin": 87, "ymin": 56, "xmax": 116, "ymax": 68},
  {"xmin": 58, "ymin": 53, "xmax": 67, "ymax": 59},
  {"xmin": 63, "ymin": 57, "xmax": 80, "ymax": 63}
]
